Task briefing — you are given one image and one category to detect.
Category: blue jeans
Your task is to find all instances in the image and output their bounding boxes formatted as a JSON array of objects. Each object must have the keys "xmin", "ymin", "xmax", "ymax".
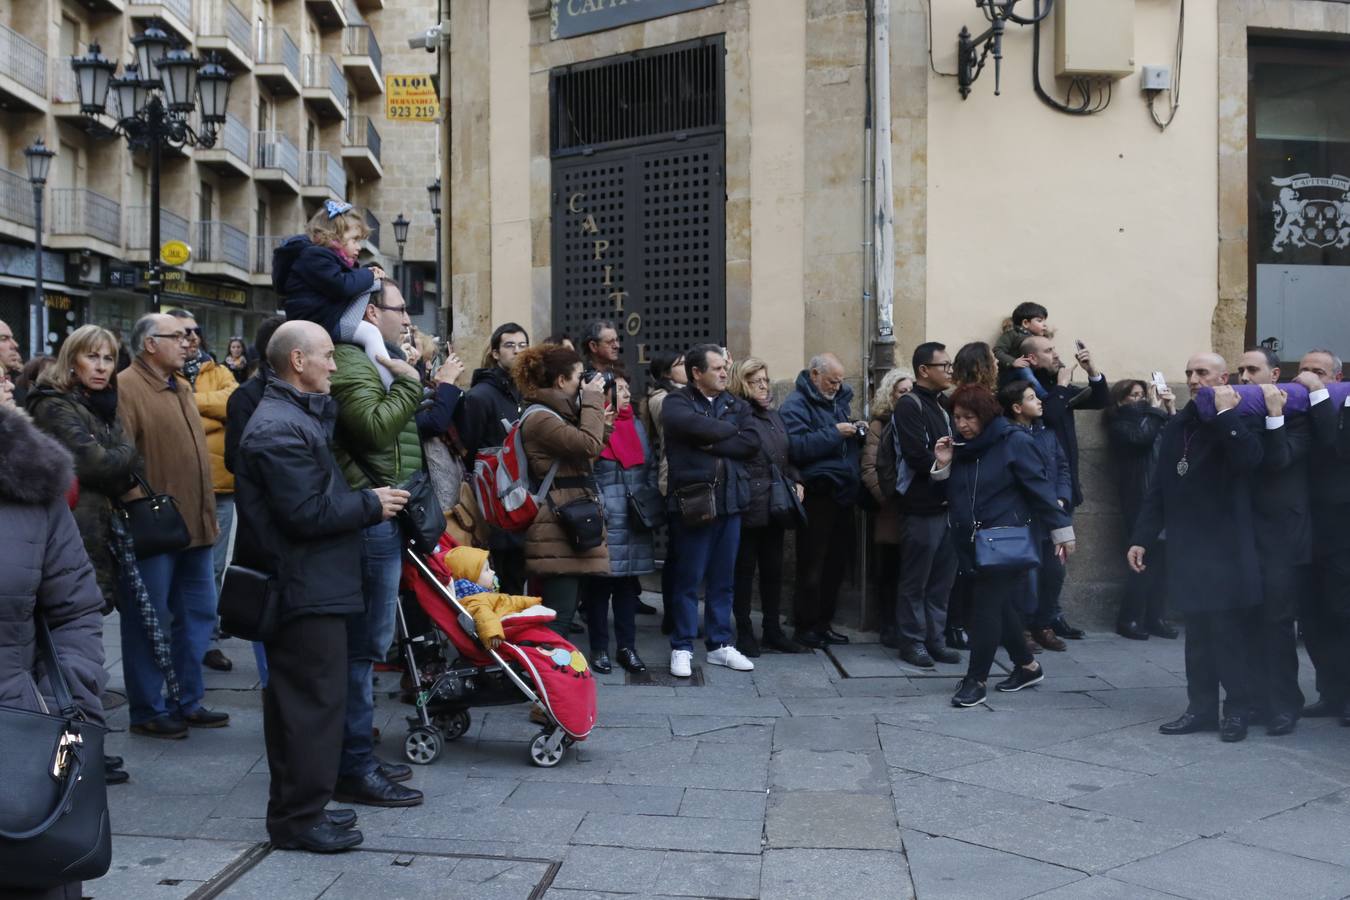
[
  {"xmin": 670, "ymin": 515, "xmax": 741, "ymax": 652},
  {"xmin": 212, "ymin": 493, "xmax": 234, "ymax": 591},
  {"xmin": 121, "ymin": 545, "xmax": 217, "ymax": 725},
  {"xmin": 340, "ymin": 519, "xmax": 402, "ymax": 778}
]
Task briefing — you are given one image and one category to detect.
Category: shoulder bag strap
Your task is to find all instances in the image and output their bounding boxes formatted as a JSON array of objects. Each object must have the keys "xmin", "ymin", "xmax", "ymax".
[{"xmin": 519, "ymin": 404, "xmax": 564, "ymax": 497}]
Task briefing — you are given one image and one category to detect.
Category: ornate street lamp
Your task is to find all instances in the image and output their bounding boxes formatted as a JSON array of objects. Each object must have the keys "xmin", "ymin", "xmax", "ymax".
[
  {"xmin": 392, "ymin": 212, "xmax": 410, "ymax": 301},
  {"xmin": 427, "ymin": 177, "xmax": 441, "ymax": 323},
  {"xmin": 24, "ymin": 138, "xmax": 56, "ymax": 357}
]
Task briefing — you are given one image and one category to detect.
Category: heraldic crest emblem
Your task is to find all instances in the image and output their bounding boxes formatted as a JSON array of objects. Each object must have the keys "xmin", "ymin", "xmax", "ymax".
[{"xmin": 1271, "ymin": 173, "xmax": 1350, "ymax": 252}]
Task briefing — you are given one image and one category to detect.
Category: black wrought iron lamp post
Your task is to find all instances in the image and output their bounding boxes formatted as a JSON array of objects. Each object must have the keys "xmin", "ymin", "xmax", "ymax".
[
  {"xmin": 23, "ymin": 138, "xmax": 55, "ymax": 357},
  {"xmin": 427, "ymin": 177, "xmax": 441, "ymax": 326},
  {"xmin": 392, "ymin": 212, "xmax": 410, "ymax": 303},
  {"xmin": 71, "ymin": 25, "xmax": 233, "ymax": 312}
]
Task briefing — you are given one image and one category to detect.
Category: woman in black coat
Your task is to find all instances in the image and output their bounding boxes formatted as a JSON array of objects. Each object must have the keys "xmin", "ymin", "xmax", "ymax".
[
  {"xmin": 934, "ymin": 385, "xmax": 1075, "ymax": 709},
  {"xmin": 1104, "ymin": 379, "xmax": 1176, "ymax": 640},
  {"xmin": 729, "ymin": 359, "xmax": 805, "ymax": 656}
]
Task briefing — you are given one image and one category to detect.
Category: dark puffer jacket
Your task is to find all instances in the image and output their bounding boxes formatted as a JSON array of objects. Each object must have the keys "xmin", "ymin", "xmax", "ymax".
[
  {"xmin": 661, "ymin": 387, "xmax": 758, "ymax": 516},
  {"xmin": 779, "ymin": 370, "xmax": 860, "ymax": 505},
  {"xmin": 594, "ymin": 419, "xmax": 656, "ymax": 577},
  {"xmin": 329, "ymin": 344, "xmax": 424, "ymax": 488},
  {"xmin": 272, "ymin": 235, "xmax": 375, "ymax": 340},
  {"xmin": 27, "ymin": 385, "xmax": 141, "ymax": 609},
  {"xmin": 741, "ymin": 402, "xmax": 801, "ymax": 530},
  {"xmin": 0, "ymin": 406, "xmax": 106, "ymax": 728},
  {"xmin": 460, "ymin": 365, "xmax": 525, "ymax": 552}
]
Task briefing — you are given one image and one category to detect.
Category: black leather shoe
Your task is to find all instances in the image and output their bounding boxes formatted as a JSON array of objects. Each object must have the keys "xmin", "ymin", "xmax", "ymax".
[
  {"xmin": 1266, "ymin": 713, "xmax": 1298, "ymax": 737},
  {"xmin": 333, "ymin": 770, "xmax": 424, "ymax": 807},
  {"xmin": 1050, "ymin": 616, "xmax": 1085, "ymax": 640},
  {"xmin": 794, "ymin": 630, "xmax": 827, "ymax": 649},
  {"xmin": 762, "ymin": 630, "xmax": 805, "ymax": 654},
  {"xmin": 951, "ymin": 677, "xmax": 987, "ymax": 708},
  {"xmin": 1302, "ymin": 697, "xmax": 1342, "ymax": 718},
  {"xmin": 1158, "ymin": 712, "xmax": 1218, "ymax": 735},
  {"xmin": 1116, "ymin": 621, "xmax": 1149, "ymax": 641},
  {"xmin": 617, "ymin": 647, "xmax": 647, "ymax": 673},
  {"xmin": 591, "ymin": 652, "xmax": 613, "ymax": 674},
  {"xmin": 183, "ymin": 707, "xmax": 230, "ymax": 728},
  {"xmin": 899, "ymin": 644, "xmax": 935, "ymax": 669},
  {"xmin": 823, "ymin": 629, "xmax": 851, "ymax": 645},
  {"xmin": 927, "ymin": 645, "xmax": 961, "ymax": 665},
  {"xmin": 635, "ymin": 600, "xmax": 658, "ymax": 615},
  {"xmin": 735, "ymin": 630, "xmax": 761, "ymax": 658},
  {"xmin": 326, "ymin": 809, "xmax": 358, "ymax": 829},
  {"xmin": 274, "ymin": 821, "xmax": 363, "ymax": 853},
  {"xmin": 130, "ymin": 715, "xmax": 189, "ymax": 739},
  {"xmin": 944, "ymin": 627, "xmax": 969, "ymax": 650},
  {"xmin": 203, "ymin": 648, "xmax": 233, "ymax": 671},
  {"xmin": 378, "ymin": 761, "xmax": 412, "ymax": 783},
  {"xmin": 1220, "ymin": 715, "xmax": 1248, "ymax": 742},
  {"xmin": 1145, "ymin": 620, "xmax": 1179, "ymax": 639},
  {"xmin": 105, "ymin": 755, "xmax": 124, "ymax": 769},
  {"xmin": 104, "ymin": 762, "xmax": 130, "ymax": 785}
]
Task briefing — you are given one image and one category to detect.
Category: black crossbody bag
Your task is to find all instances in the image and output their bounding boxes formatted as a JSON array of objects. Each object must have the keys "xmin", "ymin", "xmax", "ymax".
[{"xmin": 352, "ymin": 454, "xmax": 446, "ymax": 554}]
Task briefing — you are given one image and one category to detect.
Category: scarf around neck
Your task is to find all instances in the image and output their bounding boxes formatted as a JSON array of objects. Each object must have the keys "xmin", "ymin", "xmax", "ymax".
[{"xmin": 602, "ymin": 405, "xmax": 644, "ymax": 468}]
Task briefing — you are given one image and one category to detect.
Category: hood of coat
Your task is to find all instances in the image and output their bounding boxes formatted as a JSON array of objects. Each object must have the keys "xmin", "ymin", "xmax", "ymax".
[
  {"xmin": 954, "ymin": 415, "xmax": 1012, "ymax": 460},
  {"xmin": 794, "ymin": 369, "xmax": 854, "ymax": 412},
  {"xmin": 271, "ymin": 234, "xmax": 313, "ymax": 291},
  {"xmin": 0, "ymin": 405, "xmax": 74, "ymax": 506},
  {"xmin": 471, "ymin": 365, "xmax": 518, "ymax": 396}
]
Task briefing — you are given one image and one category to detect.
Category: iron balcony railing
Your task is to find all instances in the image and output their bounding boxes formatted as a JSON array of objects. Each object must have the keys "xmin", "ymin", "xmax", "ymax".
[
  {"xmin": 196, "ymin": 220, "xmax": 249, "ymax": 270},
  {"xmin": 343, "ymin": 0, "xmax": 364, "ymax": 25},
  {"xmin": 216, "ymin": 113, "xmax": 251, "ymax": 166},
  {"xmin": 126, "ymin": 206, "xmax": 189, "ymax": 250},
  {"xmin": 130, "ymin": 0, "xmax": 193, "ymax": 28},
  {"xmin": 364, "ymin": 210, "xmax": 379, "ymax": 249},
  {"xmin": 344, "ymin": 115, "xmax": 381, "ymax": 164},
  {"xmin": 49, "ymin": 188, "xmax": 121, "ymax": 246},
  {"xmin": 254, "ymin": 130, "xmax": 300, "ymax": 182},
  {"xmin": 0, "ymin": 167, "xmax": 36, "ymax": 229},
  {"xmin": 52, "ymin": 51, "xmax": 79, "ymax": 104},
  {"xmin": 303, "ymin": 54, "xmax": 347, "ymax": 110},
  {"xmin": 342, "ymin": 25, "xmax": 381, "ymax": 75},
  {"xmin": 200, "ymin": 0, "xmax": 253, "ymax": 60},
  {"xmin": 253, "ymin": 234, "xmax": 285, "ymax": 274},
  {"xmin": 304, "ymin": 150, "xmax": 346, "ymax": 198},
  {"xmin": 256, "ymin": 27, "xmax": 300, "ymax": 80},
  {"xmin": 0, "ymin": 22, "xmax": 47, "ymax": 98}
]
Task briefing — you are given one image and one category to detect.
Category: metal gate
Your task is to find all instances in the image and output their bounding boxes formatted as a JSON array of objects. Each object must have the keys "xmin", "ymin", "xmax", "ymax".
[{"xmin": 550, "ymin": 37, "xmax": 726, "ymax": 385}]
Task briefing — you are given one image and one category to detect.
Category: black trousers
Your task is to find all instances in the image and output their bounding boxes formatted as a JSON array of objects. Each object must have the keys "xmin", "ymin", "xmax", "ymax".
[
  {"xmin": 895, "ymin": 513, "xmax": 958, "ymax": 648},
  {"xmin": 1118, "ymin": 542, "xmax": 1168, "ymax": 626},
  {"xmin": 733, "ymin": 524, "xmax": 787, "ymax": 634},
  {"xmin": 1248, "ymin": 562, "xmax": 1306, "ymax": 718},
  {"xmin": 1183, "ymin": 609, "xmax": 1253, "ymax": 719},
  {"xmin": 586, "ymin": 575, "xmax": 638, "ymax": 655},
  {"xmin": 490, "ymin": 545, "xmax": 528, "ymax": 596},
  {"xmin": 1303, "ymin": 546, "xmax": 1350, "ymax": 704},
  {"xmin": 874, "ymin": 542, "xmax": 901, "ymax": 638},
  {"xmin": 1030, "ymin": 539, "xmax": 1066, "ymax": 629},
  {"xmin": 793, "ymin": 486, "xmax": 853, "ymax": 633},
  {"xmin": 966, "ymin": 572, "xmax": 1035, "ymax": 682},
  {"xmin": 661, "ymin": 512, "xmax": 678, "ymax": 635},
  {"xmin": 263, "ymin": 614, "xmax": 348, "ymax": 843}
]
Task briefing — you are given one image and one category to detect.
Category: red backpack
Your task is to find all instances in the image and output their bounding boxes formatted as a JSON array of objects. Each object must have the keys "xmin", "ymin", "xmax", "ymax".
[{"xmin": 471, "ymin": 405, "xmax": 562, "ymax": 533}]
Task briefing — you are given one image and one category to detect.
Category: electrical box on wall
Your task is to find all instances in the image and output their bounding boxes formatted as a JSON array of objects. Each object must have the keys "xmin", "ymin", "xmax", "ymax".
[{"xmin": 1055, "ymin": 0, "xmax": 1136, "ymax": 79}]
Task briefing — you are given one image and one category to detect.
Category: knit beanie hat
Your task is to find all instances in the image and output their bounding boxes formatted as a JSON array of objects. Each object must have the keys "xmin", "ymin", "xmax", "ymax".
[{"xmin": 445, "ymin": 546, "xmax": 490, "ymax": 582}]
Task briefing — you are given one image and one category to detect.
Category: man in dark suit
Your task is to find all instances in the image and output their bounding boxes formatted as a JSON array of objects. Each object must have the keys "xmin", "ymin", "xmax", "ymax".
[
  {"xmin": 1294, "ymin": 349, "xmax": 1350, "ymax": 724},
  {"xmin": 1237, "ymin": 348, "xmax": 1310, "ymax": 735},
  {"xmin": 1129, "ymin": 352, "xmax": 1264, "ymax": 743}
]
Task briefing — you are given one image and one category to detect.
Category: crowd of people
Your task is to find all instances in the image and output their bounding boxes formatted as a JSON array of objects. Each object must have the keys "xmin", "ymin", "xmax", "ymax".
[{"xmin": 2, "ymin": 226, "xmax": 1348, "ymax": 885}]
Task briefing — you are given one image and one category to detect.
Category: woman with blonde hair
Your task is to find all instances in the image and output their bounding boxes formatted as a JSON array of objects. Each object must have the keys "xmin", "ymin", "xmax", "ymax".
[
  {"xmin": 729, "ymin": 357, "xmax": 805, "ymax": 655},
  {"xmin": 862, "ymin": 366, "xmax": 915, "ymax": 648}
]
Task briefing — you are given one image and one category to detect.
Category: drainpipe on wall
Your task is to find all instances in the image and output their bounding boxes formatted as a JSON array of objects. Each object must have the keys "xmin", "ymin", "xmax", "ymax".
[
  {"xmin": 871, "ymin": 0, "xmax": 896, "ymax": 381},
  {"xmin": 440, "ymin": 0, "xmax": 453, "ymax": 340},
  {"xmin": 858, "ymin": 0, "xmax": 878, "ymax": 626}
]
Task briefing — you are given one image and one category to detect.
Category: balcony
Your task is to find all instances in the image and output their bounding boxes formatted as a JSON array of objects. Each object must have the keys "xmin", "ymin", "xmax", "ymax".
[
  {"xmin": 48, "ymin": 188, "xmax": 122, "ymax": 256},
  {"xmin": 195, "ymin": 220, "xmax": 250, "ymax": 281},
  {"xmin": 0, "ymin": 167, "xmax": 36, "ymax": 243},
  {"xmin": 255, "ymin": 27, "xmax": 301, "ymax": 96},
  {"xmin": 341, "ymin": 25, "xmax": 382, "ymax": 97},
  {"xmin": 125, "ymin": 206, "xmax": 189, "ymax": 262},
  {"xmin": 301, "ymin": 150, "xmax": 345, "ymax": 202},
  {"xmin": 0, "ymin": 23, "xmax": 48, "ymax": 113},
  {"xmin": 363, "ymin": 209, "xmax": 380, "ymax": 252},
  {"xmin": 341, "ymin": 115, "xmax": 382, "ymax": 179},
  {"xmin": 195, "ymin": 113, "xmax": 251, "ymax": 177},
  {"xmin": 129, "ymin": 0, "xmax": 194, "ymax": 44},
  {"xmin": 254, "ymin": 130, "xmax": 300, "ymax": 194},
  {"xmin": 51, "ymin": 55, "xmax": 84, "ymax": 121},
  {"xmin": 251, "ymin": 234, "xmax": 285, "ymax": 285},
  {"xmin": 305, "ymin": 0, "xmax": 347, "ymax": 31},
  {"xmin": 198, "ymin": 0, "xmax": 254, "ymax": 71},
  {"xmin": 302, "ymin": 54, "xmax": 347, "ymax": 120}
]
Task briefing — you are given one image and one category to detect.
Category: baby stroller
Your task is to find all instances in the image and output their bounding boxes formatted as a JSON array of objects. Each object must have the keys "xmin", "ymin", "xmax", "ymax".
[{"xmin": 395, "ymin": 536, "xmax": 597, "ymax": 768}]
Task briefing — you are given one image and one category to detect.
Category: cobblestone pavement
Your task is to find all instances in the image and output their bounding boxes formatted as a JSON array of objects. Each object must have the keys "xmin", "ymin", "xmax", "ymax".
[{"xmin": 90, "ymin": 605, "xmax": 1350, "ymax": 900}]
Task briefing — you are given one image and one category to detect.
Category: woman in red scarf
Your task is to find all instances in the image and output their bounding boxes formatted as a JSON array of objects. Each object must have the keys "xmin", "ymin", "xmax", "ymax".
[{"xmin": 585, "ymin": 370, "xmax": 658, "ymax": 674}]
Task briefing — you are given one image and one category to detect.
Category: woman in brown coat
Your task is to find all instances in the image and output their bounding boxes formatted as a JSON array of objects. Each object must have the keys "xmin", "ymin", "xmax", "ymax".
[
  {"xmin": 862, "ymin": 367, "xmax": 914, "ymax": 649},
  {"xmin": 513, "ymin": 343, "xmax": 612, "ymax": 636}
]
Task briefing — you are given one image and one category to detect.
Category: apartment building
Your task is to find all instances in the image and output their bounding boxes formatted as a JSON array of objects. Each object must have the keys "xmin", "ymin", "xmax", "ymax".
[{"xmin": 0, "ymin": 0, "xmax": 432, "ymax": 357}]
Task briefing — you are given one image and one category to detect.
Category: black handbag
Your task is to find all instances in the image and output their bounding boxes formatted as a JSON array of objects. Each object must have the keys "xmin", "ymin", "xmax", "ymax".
[
  {"xmin": 353, "ymin": 457, "xmax": 446, "ymax": 554},
  {"xmin": 218, "ymin": 564, "xmax": 281, "ymax": 642},
  {"xmin": 967, "ymin": 460, "xmax": 1039, "ymax": 573},
  {"xmin": 626, "ymin": 482, "xmax": 663, "ymax": 531},
  {"xmin": 550, "ymin": 495, "xmax": 606, "ymax": 552},
  {"xmin": 0, "ymin": 616, "xmax": 111, "ymax": 890},
  {"xmin": 767, "ymin": 465, "xmax": 807, "ymax": 529},
  {"xmin": 674, "ymin": 482, "xmax": 717, "ymax": 527},
  {"xmin": 116, "ymin": 472, "xmax": 191, "ymax": 560}
]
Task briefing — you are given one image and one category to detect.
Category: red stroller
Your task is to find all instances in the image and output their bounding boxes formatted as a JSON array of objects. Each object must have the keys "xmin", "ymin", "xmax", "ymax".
[{"xmin": 395, "ymin": 537, "xmax": 597, "ymax": 767}]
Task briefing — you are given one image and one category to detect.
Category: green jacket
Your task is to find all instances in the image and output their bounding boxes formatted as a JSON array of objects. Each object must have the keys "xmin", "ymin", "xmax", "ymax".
[{"xmin": 329, "ymin": 344, "xmax": 424, "ymax": 488}]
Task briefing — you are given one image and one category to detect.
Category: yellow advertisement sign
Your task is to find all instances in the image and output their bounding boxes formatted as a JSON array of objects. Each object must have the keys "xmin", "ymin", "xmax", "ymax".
[
  {"xmin": 160, "ymin": 240, "xmax": 192, "ymax": 266},
  {"xmin": 386, "ymin": 74, "xmax": 439, "ymax": 121}
]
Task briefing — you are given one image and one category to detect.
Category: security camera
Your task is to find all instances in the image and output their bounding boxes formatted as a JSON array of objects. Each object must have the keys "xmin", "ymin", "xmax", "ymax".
[{"xmin": 408, "ymin": 23, "xmax": 444, "ymax": 52}]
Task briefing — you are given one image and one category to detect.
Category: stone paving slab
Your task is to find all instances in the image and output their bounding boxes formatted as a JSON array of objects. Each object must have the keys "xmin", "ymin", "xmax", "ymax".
[
  {"xmin": 938, "ymin": 749, "xmax": 1146, "ymax": 802},
  {"xmin": 765, "ymin": 791, "xmax": 902, "ymax": 850},
  {"xmin": 84, "ymin": 836, "xmax": 258, "ymax": 899},
  {"xmin": 1109, "ymin": 837, "xmax": 1350, "ymax": 900},
  {"xmin": 570, "ymin": 812, "xmax": 763, "ymax": 854},
  {"xmin": 760, "ymin": 848, "xmax": 913, "ymax": 900},
  {"xmin": 901, "ymin": 831, "xmax": 1081, "ymax": 900}
]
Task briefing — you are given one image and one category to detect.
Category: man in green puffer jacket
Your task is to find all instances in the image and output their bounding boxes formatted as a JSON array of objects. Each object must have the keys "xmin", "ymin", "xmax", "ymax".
[{"xmin": 327, "ymin": 281, "xmax": 425, "ymax": 808}]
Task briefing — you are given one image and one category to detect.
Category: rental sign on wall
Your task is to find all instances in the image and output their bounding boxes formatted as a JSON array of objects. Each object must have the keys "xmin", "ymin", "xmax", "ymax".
[{"xmin": 550, "ymin": 0, "xmax": 721, "ymax": 40}]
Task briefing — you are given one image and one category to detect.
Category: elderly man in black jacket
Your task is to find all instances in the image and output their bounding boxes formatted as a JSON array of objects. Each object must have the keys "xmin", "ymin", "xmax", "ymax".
[
  {"xmin": 234, "ymin": 321, "xmax": 408, "ymax": 854},
  {"xmin": 779, "ymin": 352, "xmax": 862, "ymax": 649},
  {"xmin": 661, "ymin": 343, "xmax": 760, "ymax": 678},
  {"xmin": 1129, "ymin": 353, "xmax": 1263, "ymax": 743}
]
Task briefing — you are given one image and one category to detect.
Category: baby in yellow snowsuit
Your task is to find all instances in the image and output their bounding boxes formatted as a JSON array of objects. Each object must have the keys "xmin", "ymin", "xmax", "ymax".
[{"xmin": 443, "ymin": 546, "xmax": 544, "ymax": 649}]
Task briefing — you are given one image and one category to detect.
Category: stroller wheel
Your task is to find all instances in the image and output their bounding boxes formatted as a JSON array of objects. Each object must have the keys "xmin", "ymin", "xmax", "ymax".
[
  {"xmin": 431, "ymin": 709, "xmax": 471, "ymax": 741},
  {"xmin": 404, "ymin": 726, "xmax": 443, "ymax": 765},
  {"xmin": 528, "ymin": 729, "xmax": 567, "ymax": 768}
]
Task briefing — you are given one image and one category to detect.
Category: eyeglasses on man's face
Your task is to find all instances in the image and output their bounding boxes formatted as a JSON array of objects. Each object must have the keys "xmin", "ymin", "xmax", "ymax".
[
  {"xmin": 500, "ymin": 341, "xmax": 528, "ymax": 351},
  {"xmin": 151, "ymin": 332, "xmax": 191, "ymax": 344},
  {"xmin": 374, "ymin": 303, "xmax": 408, "ymax": 315}
]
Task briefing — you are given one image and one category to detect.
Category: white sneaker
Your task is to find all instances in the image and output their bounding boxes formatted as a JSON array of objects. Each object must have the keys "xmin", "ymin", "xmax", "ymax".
[
  {"xmin": 706, "ymin": 645, "xmax": 755, "ymax": 672},
  {"xmin": 670, "ymin": 649, "xmax": 693, "ymax": 678}
]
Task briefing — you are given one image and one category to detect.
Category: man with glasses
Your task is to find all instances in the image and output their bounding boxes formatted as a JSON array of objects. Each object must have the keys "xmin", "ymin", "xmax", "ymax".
[
  {"xmin": 779, "ymin": 352, "xmax": 863, "ymax": 649},
  {"xmin": 327, "ymin": 280, "xmax": 425, "ymax": 809},
  {"xmin": 583, "ymin": 320, "xmax": 622, "ymax": 375},
  {"xmin": 892, "ymin": 342, "xmax": 959, "ymax": 668},
  {"xmin": 115, "ymin": 313, "xmax": 230, "ymax": 737}
]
